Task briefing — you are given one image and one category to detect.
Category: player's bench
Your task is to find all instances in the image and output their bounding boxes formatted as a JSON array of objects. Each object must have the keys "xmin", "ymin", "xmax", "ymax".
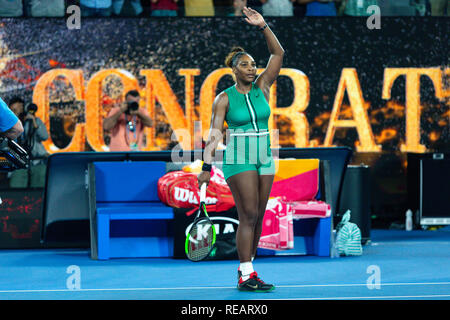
[
  {"xmin": 88, "ymin": 161, "xmax": 174, "ymax": 260},
  {"xmin": 88, "ymin": 159, "xmax": 337, "ymax": 260}
]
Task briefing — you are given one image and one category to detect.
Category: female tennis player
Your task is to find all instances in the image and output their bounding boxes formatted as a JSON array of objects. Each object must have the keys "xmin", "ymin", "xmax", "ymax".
[{"xmin": 198, "ymin": 6, "xmax": 284, "ymax": 292}]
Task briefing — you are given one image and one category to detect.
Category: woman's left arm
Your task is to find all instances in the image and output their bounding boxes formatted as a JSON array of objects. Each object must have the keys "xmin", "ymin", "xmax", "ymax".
[{"xmin": 242, "ymin": 7, "xmax": 284, "ymax": 95}]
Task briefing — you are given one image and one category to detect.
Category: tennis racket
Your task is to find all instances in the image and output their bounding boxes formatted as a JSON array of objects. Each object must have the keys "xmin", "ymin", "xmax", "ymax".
[{"xmin": 185, "ymin": 183, "xmax": 217, "ymax": 262}]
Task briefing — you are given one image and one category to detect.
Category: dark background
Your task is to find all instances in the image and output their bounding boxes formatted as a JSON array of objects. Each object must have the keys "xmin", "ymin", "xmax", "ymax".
[{"xmin": 0, "ymin": 17, "xmax": 448, "ymax": 247}]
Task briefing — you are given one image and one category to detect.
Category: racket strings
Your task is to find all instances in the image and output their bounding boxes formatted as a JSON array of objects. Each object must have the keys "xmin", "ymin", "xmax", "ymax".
[{"xmin": 187, "ymin": 219, "xmax": 215, "ymax": 261}]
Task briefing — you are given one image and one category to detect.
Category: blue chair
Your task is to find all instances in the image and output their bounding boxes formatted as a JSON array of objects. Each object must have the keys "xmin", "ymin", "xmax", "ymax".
[{"xmin": 88, "ymin": 161, "xmax": 174, "ymax": 260}]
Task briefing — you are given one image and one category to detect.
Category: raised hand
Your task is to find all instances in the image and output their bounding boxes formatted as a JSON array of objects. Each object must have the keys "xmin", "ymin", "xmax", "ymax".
[{"xmin": 242, "ymin": 7, "xmax": 266, "ymax": 28}]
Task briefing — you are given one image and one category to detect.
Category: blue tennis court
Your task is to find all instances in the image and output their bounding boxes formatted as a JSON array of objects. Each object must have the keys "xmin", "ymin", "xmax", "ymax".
[{"xmin": 1, "ymin": 228, "xmax": 450, "ymax": 300}]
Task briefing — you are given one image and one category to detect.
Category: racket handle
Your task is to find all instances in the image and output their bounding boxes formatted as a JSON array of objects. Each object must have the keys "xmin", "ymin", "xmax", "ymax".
[{"xmin": 200, "ymin": 183, "xmax": 207, "ymax": 203}]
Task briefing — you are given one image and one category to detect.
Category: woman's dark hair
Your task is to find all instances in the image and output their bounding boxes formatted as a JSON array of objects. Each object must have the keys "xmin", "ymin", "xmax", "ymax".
[{"xmin": 225, "ymin": 46, "xmax": 247, "ymax": 68}]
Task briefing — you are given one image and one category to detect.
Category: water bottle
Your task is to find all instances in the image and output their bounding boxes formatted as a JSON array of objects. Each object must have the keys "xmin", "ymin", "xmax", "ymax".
[
  {"xmin": 406, "ymin": 209, "xmax": 413, "ymax": 231},
  {"xmin": 331, "ymin": 229, "xmax": 340, "ymax": 258}
]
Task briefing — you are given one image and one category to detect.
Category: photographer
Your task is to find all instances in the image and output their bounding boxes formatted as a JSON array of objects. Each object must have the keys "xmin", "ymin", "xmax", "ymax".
[
  {"xmin": 8, "ymin": 98, "xmax": 49, "ymax": 188},
  {"xmin": 103, "ymin": 90, "xmax": 153, "ymax": 151},
  {"xmin": 0, "ymin": 96, "xmax": 23, "ymax": 140}
]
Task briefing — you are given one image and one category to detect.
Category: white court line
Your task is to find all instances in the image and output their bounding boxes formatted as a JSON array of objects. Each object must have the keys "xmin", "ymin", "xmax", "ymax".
[
  {"xmin": 266, "ymin": 294, "xmax": 450, "ymax": 300},
  {"xmin": 371, "ymin": 241, "xmax": 450, "ymax": 245},
  {"xmin": 279, "ymin": 282, "xmax": 450, "ymax": 288},
  {"xmin": 0, "ymin": 286, "xmax": 232, "ymax": 293},
  {"xmin": 1, "ymin": 281, "xmax": 450, "ymax": 294}
]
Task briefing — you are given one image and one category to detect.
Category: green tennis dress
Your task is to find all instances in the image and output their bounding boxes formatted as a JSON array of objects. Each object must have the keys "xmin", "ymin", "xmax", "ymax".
[{"xmin": 222, "ymin": 82, "xmax": 275, "ymax": 181}]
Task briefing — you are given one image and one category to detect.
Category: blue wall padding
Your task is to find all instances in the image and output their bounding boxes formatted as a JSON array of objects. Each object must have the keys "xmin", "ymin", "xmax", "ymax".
[{"xmin": 94, "ymin": 161, "xmax": 166, "ymax": 202}]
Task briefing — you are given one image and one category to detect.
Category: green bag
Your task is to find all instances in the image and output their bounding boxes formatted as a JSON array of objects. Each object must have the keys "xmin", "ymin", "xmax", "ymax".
[{"xmin": 336, "ymin": 210, "xmax": 363, "ymax": 256}]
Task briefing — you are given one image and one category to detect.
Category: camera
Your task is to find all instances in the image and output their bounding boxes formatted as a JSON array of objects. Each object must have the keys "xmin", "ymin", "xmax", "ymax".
[
  {"xmin": 125, "ymin": 101, "xmax": 139, "ymax": 114},
  {"xmin": 19, "ymin": 103, "xmax": 38, "ymax": 122},
  {"xmin": 26, "ymin": 103, "xmax": 38, "ymax": 115}
]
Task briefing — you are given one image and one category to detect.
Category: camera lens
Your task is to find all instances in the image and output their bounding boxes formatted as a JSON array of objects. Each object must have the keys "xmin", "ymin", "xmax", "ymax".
[
  {"xmin": 27, "ymin": 103, "xmax": 38, "ymax": 114},
  {"xmin": 128, "ymin": 102, "xmax": 139, "ymax": 111}
]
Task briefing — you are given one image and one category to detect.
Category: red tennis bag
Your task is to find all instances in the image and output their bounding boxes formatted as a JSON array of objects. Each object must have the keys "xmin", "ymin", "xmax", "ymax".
[{"xmin": 157, "ymin": 166, "xmax": 235, "ymax": 216}]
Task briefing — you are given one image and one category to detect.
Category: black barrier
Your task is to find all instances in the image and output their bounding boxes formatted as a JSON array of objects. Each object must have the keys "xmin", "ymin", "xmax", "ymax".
[
  {"xmin": 338, "ymin": 165, "xmax": 371, "ymax": 244},
  {"xmin": 407, "ymin": 153, "xmax": 450, "ymax": 214},
  {"xmin": 406, "ymin": 153, "xmax": 450, "ymax": 226},
  {"xmin": 420, "ymin": 159, "xmax": 450, "ymax": 224},
  {"xmin": 41, "ymin": 147, "xmax": 352, "ymax": 245}
]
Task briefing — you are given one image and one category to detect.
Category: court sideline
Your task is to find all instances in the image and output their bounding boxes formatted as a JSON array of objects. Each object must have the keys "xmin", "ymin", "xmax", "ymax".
[{"xmin": 1, "ymin": 228, "xmax": 450, "ymax": 300}]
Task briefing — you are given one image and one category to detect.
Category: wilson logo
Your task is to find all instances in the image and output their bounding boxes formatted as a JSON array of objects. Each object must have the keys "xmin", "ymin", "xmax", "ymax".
[{"xmin": 173, "ymin": 186, "xmax": 217, "ymax": 205}]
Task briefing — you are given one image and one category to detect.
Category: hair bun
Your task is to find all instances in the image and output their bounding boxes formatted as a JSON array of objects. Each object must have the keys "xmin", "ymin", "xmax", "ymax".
[
  {"xmin": 231, "ymin": 46, "xmax": 245, "ymax": 53},
  {"xmin": 225, "ymin": 46, "xmax": 246, "ymax": 68}
]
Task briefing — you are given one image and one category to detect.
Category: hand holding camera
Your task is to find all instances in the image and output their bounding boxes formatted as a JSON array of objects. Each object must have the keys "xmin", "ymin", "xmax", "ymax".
[
  {"xmin": 126, "ymin": 101, "xmax": 139, "ymax": 115},
  {"xmin": 24, "ymin": 113, "xmax": 35, "ymax": 121},
  {"xmin": 120, "ymin": 101, "xmax": 140, "ymax": 115},
  {"xmin": 23, "ymin": 103, "xmax": 38, "ymax": 128}
]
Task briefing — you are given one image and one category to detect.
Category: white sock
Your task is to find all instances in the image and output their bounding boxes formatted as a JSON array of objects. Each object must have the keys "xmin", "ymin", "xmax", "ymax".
[
  {"xmin": 240, "ymin": 262, "xmax": 254, "ymax": 281},
  {"xmin": 238, "ymin": 257, "xmax": 254, "ymax": 269},
  {"xmin": 237, "ymin": 257, "xmax": 254, "ymax": 271}
]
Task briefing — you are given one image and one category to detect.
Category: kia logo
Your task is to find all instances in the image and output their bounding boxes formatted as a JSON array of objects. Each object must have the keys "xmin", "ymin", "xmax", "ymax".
[{"xmin": 185, "ymin": 216, "xmax": 239, "ymax": 237}]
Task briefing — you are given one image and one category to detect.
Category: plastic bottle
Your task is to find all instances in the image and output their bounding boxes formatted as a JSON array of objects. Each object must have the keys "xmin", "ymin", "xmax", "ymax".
[
  {"xmin": 406, "ymin": 209, "xmax": 413, "ymax": 231},
  {"xmin": 331, "ymin": 229, "xmax": 340, "ymax": 258}
]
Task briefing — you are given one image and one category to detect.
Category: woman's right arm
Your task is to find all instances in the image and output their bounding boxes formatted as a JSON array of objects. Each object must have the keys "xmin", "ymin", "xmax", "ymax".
[{"xmin": 197, "ymin": 92, "xmax": 228, "ymax": 186}]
